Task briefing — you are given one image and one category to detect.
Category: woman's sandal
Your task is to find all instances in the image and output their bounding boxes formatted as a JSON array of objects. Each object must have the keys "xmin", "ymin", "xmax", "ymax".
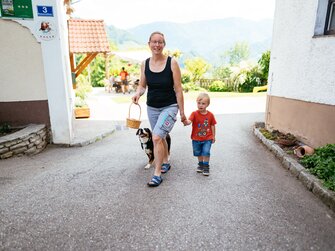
[
  {"xmin": 147, "ymin": 175, "xmax": 163, "ymax": 187},
  {"xmin": 161, "ymin": 163, "xmax": 171, "ymax": 174}
]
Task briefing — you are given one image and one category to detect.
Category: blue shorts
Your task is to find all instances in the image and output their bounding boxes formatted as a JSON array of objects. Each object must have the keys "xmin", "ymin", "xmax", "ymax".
[
  {"xmin": 192, "ymin": 140, "xmax": 212, "ymax": 157},
  {"xmin": 147, "ymin": 104, "xmax": 178, "ymax": 138}
]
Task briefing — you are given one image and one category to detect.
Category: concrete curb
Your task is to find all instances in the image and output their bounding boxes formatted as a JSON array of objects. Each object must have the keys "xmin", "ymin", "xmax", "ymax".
[
  {"xmin": 253, "ymin": 126, "xmax": 335, "ymax": 213},
  {"xmin": 69, "ymin": 128, "xmax": 116, "ymax": 147}
]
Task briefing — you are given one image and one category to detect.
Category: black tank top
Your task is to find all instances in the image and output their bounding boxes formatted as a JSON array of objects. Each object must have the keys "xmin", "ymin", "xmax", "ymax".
[{"xmin": 145, "ymin": 56, "xmax": 177, "ymax": 108}]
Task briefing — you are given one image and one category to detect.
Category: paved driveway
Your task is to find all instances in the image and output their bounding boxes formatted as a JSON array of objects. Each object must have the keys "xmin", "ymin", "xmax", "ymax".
[{"xmin": 1, "ymin": 93, "xmax": 335, "ymax": 250}]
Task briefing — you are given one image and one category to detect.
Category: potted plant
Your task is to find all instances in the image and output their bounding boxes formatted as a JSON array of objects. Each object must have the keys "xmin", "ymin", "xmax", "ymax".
[
  {"xmin": 74, "ymin": 76, "xmax": 92, "ymax": 119},
  {"xmin": 74, "ymin": 96, "xmax": 90, "ymax": 118}
]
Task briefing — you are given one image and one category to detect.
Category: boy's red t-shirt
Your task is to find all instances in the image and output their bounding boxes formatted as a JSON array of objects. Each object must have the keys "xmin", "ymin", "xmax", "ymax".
[{"xmin": 189, "ymin": 110, "xmax": 217, "ymax": 141}]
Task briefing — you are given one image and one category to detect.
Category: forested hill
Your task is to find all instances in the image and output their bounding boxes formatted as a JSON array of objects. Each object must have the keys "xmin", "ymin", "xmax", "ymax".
[{"xmin": 106, "ymin": 17, "xmax": 273, "ymax": 65}]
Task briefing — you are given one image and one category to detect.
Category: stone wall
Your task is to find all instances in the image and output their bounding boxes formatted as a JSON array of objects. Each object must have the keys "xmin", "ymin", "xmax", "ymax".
[{"xmin": 0, "ymin": 124, "xmax": 49, "ymax": 159}]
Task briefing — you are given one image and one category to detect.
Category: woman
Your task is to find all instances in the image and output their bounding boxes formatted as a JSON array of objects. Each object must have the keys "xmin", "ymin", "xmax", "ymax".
[{"xmin": 132, "ymin": 31, "xmax": 187, "ymax": 187}]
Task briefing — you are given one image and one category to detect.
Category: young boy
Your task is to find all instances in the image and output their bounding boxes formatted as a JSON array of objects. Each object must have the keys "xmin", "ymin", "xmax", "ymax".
[{"xmin": 184, "ymin": 93, "xmax": 217, "ymax": 176}]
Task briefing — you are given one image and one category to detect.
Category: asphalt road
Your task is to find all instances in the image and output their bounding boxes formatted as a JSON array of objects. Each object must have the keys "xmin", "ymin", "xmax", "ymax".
[{"xmin": 1, "ymin": 111, "xmax": 335, "ymax": 250}]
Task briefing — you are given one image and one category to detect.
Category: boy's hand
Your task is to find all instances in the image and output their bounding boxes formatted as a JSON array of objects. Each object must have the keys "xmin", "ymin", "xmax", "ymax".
[
  {"xmin": 180, "ymin": 114, "xmax": 187, "ymax": 124},
  {"xmin": 212, "ymin": 138, "xmax": 216, "ymax": 143}
]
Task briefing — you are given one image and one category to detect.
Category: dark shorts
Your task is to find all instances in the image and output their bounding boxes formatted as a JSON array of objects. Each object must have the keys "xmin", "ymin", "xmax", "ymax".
[{"xmin": 192, "ymin": 140, "xmax": 212, "ymax": 157}]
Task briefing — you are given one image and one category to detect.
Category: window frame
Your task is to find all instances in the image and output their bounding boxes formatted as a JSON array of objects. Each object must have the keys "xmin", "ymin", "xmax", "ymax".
[{"xmin": 325, "ymin": 0, "xmax": 335, "ymax": 35}]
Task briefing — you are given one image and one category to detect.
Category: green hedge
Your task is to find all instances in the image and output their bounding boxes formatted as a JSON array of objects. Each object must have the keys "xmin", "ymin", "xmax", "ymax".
[{"xmin": 208, "ymin": 80, "xmax": 233, "ymax": 92}]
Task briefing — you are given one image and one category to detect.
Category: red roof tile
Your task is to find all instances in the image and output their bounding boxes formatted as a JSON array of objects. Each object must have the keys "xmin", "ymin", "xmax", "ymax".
[{"xmin": 68, "ymin": 19, "xmax": 110, "ymax": 53}]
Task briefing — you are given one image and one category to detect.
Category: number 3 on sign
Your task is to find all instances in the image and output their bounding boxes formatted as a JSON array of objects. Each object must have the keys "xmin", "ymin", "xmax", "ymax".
[{"xmin": 37, "ymin": 6, "xmax": 53, "ymax": 17}]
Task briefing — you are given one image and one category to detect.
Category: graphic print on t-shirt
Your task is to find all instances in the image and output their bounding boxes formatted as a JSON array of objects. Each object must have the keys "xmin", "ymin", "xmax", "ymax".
[{"xmin": 197, "ymin": 118, "xmax": 209, "ymax": 137}]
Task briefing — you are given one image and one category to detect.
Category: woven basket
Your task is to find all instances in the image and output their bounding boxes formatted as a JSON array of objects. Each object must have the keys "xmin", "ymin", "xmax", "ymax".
[{"xmin": 126, "ymin": 103, "xmax": 141, "ymax": 129}]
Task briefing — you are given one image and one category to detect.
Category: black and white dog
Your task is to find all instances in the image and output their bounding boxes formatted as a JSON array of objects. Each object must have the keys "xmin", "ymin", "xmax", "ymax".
[{"xmin": 136, "ymin": 128, "xmax": 171, "ymax": 169}]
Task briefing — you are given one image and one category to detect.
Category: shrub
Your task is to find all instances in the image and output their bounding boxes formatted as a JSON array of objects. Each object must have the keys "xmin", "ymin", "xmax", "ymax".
[
  {"xmin": 208, "ymin": 80, "xmax": 233, "ymax": 92},
  {"xmin": 300, "ymin": 144, "xmax": 335, "ymax": 191},
  {"xmin": 181, "ymin": 73, "xmax": 191, "ymax": 84},
  {"xmin": 212, "ymin": 66, "xmax": 232, "ymax": 80},
  {"xmin": 184, "ymin": 57, "xmax": 210, "ymax": 83},
  {"xmin": 182, "ymin": 82, "xmax": 203, "ymax": 92},
  {"xmin": 258, "ymin": 50, "xmax": 271, "ymax": 83},
  {"xmin": 259, "ymin": 128, "xmax": 277, "ymax": 140},
  {"xmin": 0, "ymin": 123, "xmax": 11, "ymax": 134},
  {"xmin": 75, "ymin": 75, "xmax": 92, "ymax": 100},
  {"xmin": 74, "ymin": 75, "xmax": 92, "ymax": 108},
  {"xmin": 237, "ymin": 66, "xmax": 263, "ymax": 92}
]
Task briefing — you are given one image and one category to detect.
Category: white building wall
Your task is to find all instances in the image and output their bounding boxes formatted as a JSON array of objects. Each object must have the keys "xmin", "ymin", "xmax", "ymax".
[
  {"xmin": 0, "ymin": 20, "xmax": 46, "ymax": 101},
  {"xmin": 0, "ymin": 0, "xmax": 74, "ymax": 144},
  {"xmin": 268, "ymin": 0, "xmax": 335, "ymax": 105}
]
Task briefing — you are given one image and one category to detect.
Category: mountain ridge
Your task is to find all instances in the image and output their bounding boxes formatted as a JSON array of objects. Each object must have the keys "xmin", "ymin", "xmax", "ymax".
[{"xmin": 106, "ymin": 18, "xmax": 273, "ymax": 65}]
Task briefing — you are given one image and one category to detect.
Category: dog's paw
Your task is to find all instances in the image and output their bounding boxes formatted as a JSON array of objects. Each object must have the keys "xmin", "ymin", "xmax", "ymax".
[{"xmin": 144, "ymin": 163, "xmax": 151, "ymax": 169}]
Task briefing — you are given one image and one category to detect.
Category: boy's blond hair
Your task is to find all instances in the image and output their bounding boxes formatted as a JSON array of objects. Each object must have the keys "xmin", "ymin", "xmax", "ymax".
[{"xmin": 197, "ymin": 92, "xmax": 210, "ymax": 105}]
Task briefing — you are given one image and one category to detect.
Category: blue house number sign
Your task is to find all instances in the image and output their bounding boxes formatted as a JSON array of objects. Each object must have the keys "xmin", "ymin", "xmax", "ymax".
[{"xmin": 37, "ymin": 6, "xmax": 53, "ymax": 17}]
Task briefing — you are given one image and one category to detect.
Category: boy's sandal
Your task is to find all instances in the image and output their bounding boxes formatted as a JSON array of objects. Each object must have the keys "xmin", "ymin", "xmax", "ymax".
[
  {"xmin": 147, "ymin": 175, "xmax": 163, "ymax": 187},
  {"xmin": 161, "ymin": 163, "xmax": 171, "ymax": 174}
]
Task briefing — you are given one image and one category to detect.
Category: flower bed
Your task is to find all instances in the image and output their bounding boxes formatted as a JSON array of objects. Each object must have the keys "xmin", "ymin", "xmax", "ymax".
[{"xmin": 253, "ymin": 122, "xmax": 335, "ymax": 212}]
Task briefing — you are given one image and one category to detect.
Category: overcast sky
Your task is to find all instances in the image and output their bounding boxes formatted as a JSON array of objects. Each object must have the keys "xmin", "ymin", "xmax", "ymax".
[{"xmin": 72, "ymin": 0, "xmax": 276, "ymax": 29}]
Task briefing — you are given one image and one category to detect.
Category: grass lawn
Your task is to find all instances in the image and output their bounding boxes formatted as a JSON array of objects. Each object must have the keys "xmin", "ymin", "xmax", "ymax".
[{"xmin": 111, "ymin": 91, "xmax": 267, "ymax": 104}]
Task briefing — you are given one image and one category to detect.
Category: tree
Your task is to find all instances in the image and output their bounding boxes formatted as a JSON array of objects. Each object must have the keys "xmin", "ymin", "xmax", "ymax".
[
  {"xmin": 222, "ymin": 41, "xmax": 250, "ymax": 65},
  {"xmin": 184, "ymin": 57, "xmax": 210, "ymax": 84},
  {"xmin": 258, "ymin": 50, "xmax": 271, "ymax": 84},
  {"xmin": 164, "ymin": 49, "xmax": 182, "ymax": 59},
  {"xmin": 63, "ymin": 0, "xmax": 74, "ymax": 16},
  {"xmin": 90, "ymin": 55, "xmax": 106, "ymax": 87},
  {"xmin": 213, "ymin": 65, "xmax": 232, "ymax": 80},
  {"xmin": 233, "ymin": 50, "xmax": 271, "ymax": 92}
]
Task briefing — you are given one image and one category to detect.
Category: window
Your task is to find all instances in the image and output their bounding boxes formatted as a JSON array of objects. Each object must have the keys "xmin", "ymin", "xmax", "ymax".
[{"xmin": 325, "ymin": 0, "xmax": 335, "ymax": 34}]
